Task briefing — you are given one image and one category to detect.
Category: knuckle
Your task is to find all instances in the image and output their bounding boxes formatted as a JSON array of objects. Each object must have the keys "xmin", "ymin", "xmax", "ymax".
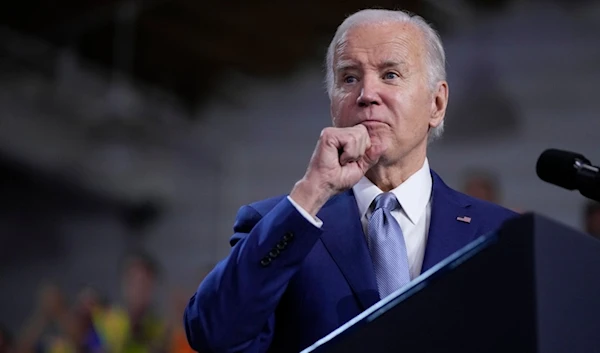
[
  {"xmin": 320, "ymin": 128, "xmax": 335, "ymax": 143},
  {"xmin": 356, "ymin": 131, "xmax": 366, "ymax": 143},
  {"xmin": 347, "ymin": 133, "xmax": 357, "ymax": 144},
  {"xmin": 355, "ymin": 123, "xmax": 368, "ymax": 134},
  {"xmin": 358, "ymin": 125, "xmax": 369, "ymax": 138}
]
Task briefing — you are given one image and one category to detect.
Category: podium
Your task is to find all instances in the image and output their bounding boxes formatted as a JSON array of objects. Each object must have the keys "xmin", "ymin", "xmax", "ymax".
[{"xmin": 301, "ymin": 213, "xmax": 600, "ymax": 353}]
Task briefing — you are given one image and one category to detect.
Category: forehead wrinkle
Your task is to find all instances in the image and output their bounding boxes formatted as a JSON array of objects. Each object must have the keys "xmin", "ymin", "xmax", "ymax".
[
  {"xmin": 333, "ymin": 22, "xmax": 427, "ymax": 71},
  {"xmin": 334, "ymin": 59, "xmax": 359, "ymax": 72}
]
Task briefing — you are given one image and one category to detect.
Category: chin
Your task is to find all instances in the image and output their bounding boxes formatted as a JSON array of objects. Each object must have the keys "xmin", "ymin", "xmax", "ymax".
[
  {"xmin": 373, "ymin": 153, "xmax": 395, "ymax": 168},
  {"xmin": 378, "ymin": 144, "xmax": 406, "ymax": 164},
  {"xmin": 368, "ymin": 134, "xmax": 388, "ymax": 147}
]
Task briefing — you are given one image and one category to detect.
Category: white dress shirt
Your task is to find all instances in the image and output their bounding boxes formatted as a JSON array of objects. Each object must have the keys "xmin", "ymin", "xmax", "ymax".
[{"xmin": 288, "ymin": 158, "xmax": 433, "ymax": 280}]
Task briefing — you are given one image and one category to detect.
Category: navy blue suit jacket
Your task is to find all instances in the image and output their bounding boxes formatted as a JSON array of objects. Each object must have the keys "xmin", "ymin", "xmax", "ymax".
[{"xmin": 184, "ymin": 171, "xmax": 518, "ymax": 353}]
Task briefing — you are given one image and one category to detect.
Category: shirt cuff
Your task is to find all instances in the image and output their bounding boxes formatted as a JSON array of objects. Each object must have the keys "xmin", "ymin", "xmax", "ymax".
[{"xmin": 287, "ymin": 196, "xmax": 323, "ymax": 228}]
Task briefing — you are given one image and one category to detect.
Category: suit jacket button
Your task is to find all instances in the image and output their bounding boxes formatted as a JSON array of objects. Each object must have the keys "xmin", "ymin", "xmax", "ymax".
[
  {"xmin": 269, "ymin": 249, "xmax": 280, "ymax": 258},
  {"xmin": 276, "ymin": 241, "xmax": 287, "ymax": 250},
  {"xmin": 283, "ymin": 232, "xmax": 294, "ymax": 242},
  {"xmin": 260, "ymin": 257, "xmax": 272, "ymax": 267}
]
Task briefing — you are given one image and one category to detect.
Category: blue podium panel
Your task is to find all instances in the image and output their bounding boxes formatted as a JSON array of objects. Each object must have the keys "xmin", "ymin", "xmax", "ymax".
[{"xmin": 301, "ymin": 213, "xmax": 600, "ymax": 353}]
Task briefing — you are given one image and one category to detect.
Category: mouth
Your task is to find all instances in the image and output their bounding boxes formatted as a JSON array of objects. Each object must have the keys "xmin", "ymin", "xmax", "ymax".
[{"xmin": 359, "ymin": 120, "xmax": 388, "ymax": 128}]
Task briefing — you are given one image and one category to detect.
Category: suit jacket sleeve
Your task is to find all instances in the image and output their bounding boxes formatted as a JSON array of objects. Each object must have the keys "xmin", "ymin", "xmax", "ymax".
[{"xmin": 183, "ymin": 197, "xmax": 323, "ymax": 353}]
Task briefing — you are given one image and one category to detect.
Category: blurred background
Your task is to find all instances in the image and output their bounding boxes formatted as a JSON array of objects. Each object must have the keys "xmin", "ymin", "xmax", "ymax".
[{"xmin": 0, "ymin": 0, "xmax": 599, "ymax": 352}]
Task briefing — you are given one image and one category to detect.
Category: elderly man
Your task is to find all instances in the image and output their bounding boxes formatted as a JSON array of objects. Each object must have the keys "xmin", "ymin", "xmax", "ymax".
[{"xmin": 184, "ymin": 8, "xmax": 518, "ymax": 353}]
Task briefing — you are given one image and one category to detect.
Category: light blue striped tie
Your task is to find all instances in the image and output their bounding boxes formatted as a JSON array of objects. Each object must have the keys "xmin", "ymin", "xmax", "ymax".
[{"xmin": 367, "ymin": 192, "xmax": 411, "ymax": 299}]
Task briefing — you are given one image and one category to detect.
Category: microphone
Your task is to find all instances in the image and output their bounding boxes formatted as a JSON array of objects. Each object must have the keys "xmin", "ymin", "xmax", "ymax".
[{"xmin": 536, "ymin": 149, "xmax": 600, "ymax": 203}]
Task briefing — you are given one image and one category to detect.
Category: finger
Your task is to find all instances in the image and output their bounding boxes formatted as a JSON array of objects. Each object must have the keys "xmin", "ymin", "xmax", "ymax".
[
  {"xmin": 358, "ymin": 143, "xmax": 387, "ymax": 171},
  {"xmin": 346, "ymin": 124, "xmax": 371, "ymax": 154},
  {"xmin": 348, "ymin": 125, "xmax": 366, "ymax": 150},
  {"xmin": 338, "ymin": 134, "xmax": 362, "ymax": 165},
  {"xmin": 339, "ymin": 128, "xmax": 372, "ymax": 165},
  {"xmin": 352, "ymin": 123, "xmax": 369, "ymax": 137}
]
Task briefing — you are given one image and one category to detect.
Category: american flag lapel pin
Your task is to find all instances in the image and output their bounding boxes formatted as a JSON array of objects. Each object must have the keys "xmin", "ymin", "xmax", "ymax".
[{"xmin": 456, "ymin": 216, "xmax": 472, "ymax": 224}]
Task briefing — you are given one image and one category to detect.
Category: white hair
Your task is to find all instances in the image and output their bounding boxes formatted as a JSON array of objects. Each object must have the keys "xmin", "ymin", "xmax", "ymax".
[{"xmin": 325, "ymin": 9, "xmax": 447, "ymax": 142}]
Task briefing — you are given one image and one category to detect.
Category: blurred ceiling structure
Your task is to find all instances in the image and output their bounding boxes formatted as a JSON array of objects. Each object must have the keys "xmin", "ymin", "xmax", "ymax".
[
  {"xmin": 0, "ymin": 0, "xmax": 598, "ymax": 248},
  {"xmin": 1, "ymin": 0, "xmax": 593, "ymax": 209},
  {"xmin": 1, "ymin": 0, "xmax": 594, "ymax": 110},
  {"xmin": 0, "ymin": 0, "xmax": 468, "ymax": 110}
]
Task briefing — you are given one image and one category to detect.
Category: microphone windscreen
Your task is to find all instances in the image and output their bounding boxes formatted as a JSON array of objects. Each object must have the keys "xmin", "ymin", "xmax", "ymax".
[{"xmin": 536, "ymin": 149, "xmax": 589, "ymax": 190}]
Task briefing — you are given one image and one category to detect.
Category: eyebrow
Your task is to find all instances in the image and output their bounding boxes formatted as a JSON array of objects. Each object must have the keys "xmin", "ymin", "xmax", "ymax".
[
  {"xmin": 335, "ymin": 60, "xmax": 407, "ymax": 74},
  {"xmin": 335, "ymin": 61, "xmax": 360, "ymax": 74},
  {"xmin": 378, "ymin": 60, "xmax": 406, "ymax": 70}
]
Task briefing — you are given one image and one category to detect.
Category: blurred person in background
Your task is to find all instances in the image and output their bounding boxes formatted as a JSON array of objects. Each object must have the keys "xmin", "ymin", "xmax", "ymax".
[
  {"xmin": 0, "ymin": 325, "xmax": 14, "ymax": 353},
  {"xmin": 584, "ymin": 201, "xmax": 600, "ymax": 239},
  {"xmin": 165, "ymin": 288, "xmax": 195, "ymax": 353},
  {"xmin": 93, "ymin": 251, "xmax": 166, "ymax": 353},
  {"xmin": 166, "ymin": 269, "xmax": 211, "ymax": 353},
  {"xmin": 184, "ymin": 8, "xmax": 518, "ymax": 353},
  {"xmin": 70, "ymin": 286, "xmax": 106, "ymax": 353},
  {"xmin": 17, "ymin": 282, "xmax": 75, "ymax": 353},
  {"xmin": 461, "ymin": 168, "xmax": 501, "ymax": 204},
  {"xmin": 461, "ymin": 168, "xmax": 523, "ymax": 213}
]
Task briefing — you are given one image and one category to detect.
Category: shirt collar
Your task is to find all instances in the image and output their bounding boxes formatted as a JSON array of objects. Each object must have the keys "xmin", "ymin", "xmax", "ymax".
[{"xmin": 352, "ymin": 158, "xmax": 433, "ymax": 225}]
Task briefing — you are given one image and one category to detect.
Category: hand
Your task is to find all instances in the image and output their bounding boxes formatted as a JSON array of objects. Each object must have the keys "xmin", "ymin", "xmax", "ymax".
[{"xmin": 290, "ymin": 124, "xmax": 385, "ymax": 216}]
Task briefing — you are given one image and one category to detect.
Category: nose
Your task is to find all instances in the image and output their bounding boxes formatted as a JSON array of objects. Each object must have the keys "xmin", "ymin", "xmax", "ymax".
[{"xmin": 356, "ymin": 76, "xmax": 382, "ymax": 107}]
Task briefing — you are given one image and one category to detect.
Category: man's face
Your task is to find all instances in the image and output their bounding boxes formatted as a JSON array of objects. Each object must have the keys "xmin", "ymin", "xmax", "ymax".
[
  {"xmin": 330, "ymin": 22, "xmax": 446, "ymax": 164},
  {"xmin": 464, "ymin": 177, "xmax": 498, "ymax": 203},
  {"xmin": 123, "ymin": 262, "xmax": 155, "ymax": 313}
]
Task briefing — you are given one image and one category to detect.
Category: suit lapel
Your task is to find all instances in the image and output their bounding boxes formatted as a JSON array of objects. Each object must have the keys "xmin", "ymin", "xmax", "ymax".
[
  {"xmin": 422, "ymin": 171, "xmax": 477, "ymax": 272},
  {"xmin": 317, "ymin": 172, "xmax": 480, "ymax": 307},
  {"xmin": 318, "ymin": 190, "xmax": 380, "ymax": 310}
]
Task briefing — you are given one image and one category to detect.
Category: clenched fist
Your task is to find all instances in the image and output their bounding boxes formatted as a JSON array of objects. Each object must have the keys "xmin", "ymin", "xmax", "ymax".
[{"xmin": 290, "ymin": 124, "xmax": 385, "ymax": 216}]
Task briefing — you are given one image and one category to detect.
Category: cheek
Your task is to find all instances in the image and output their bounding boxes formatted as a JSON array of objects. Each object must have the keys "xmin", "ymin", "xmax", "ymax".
[
  {"xmin": 331, "ymin": 95, "xmax": 353, "ymax": 126},
  {"xmin": 399, "ymin": 93, "xmax": 432, "ymax": 127}
]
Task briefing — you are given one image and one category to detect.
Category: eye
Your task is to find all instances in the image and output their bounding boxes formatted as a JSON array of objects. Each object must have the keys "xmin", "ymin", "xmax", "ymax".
[
  {"xmin": 343, "ymin": 76, "xmax": 357, "ymax": 84},
  {"xmin": 383, "ymin": 72, "xmax": 399, "ymax": 80}
]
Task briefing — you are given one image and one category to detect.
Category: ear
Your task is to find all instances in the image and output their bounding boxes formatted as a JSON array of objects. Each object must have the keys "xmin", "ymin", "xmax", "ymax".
[{"xmin": 429, "ymin": 81, "xmax": 449, "ymax": 129}]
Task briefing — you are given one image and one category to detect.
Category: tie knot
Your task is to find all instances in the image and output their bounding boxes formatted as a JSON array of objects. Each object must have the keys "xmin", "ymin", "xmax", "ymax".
[{"xmin": 373, "ymin": 192, "xmax": 400, "ymax": 212}]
